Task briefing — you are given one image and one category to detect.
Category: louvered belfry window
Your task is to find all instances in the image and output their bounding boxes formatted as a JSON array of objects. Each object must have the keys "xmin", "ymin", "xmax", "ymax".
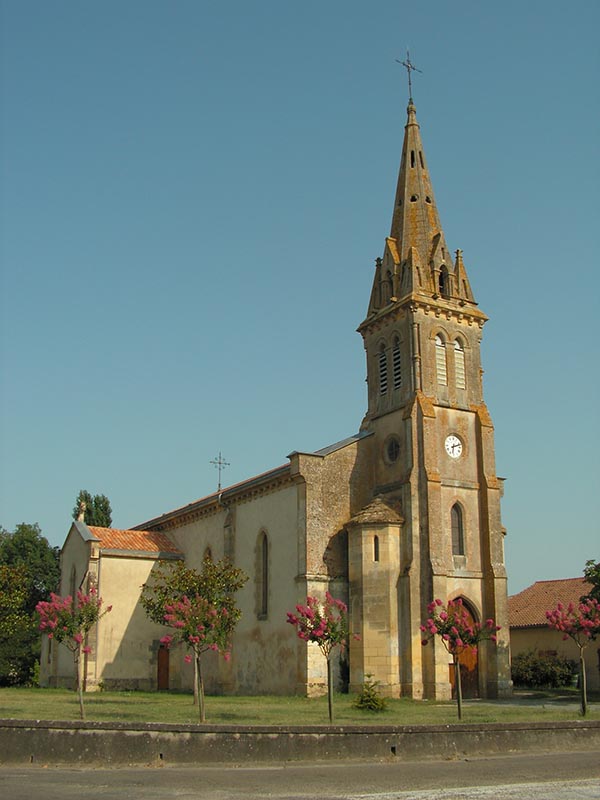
[
  {"xmin": 392, "ymin": 338, "xmax": 402, "ymax": 390},
  {"xmin": 379, "ymin": 344, "xmax": 388, "ymax": 395},
  {"xmin": 435, "ymin": 335, "xmax": 447, "ymax": 385},
  {"xmin": 454, "ymin": 340, "xmax": 466, "ymax": 389}
]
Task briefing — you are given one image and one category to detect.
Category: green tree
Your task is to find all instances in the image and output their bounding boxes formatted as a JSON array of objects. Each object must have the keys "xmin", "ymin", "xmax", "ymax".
[
  {"xmin": 582, "ymin": 560, "xmax": 600, "ymax": 603},
  {"xmin": 0, "ymin": 565, "xmax": 37, "ymax": 685},
  {"xmin": 72, "ymin": 490, "xmax": 113, "ymax": 527},
  {"xmin": 141, "ymin": 557, "xmax": 247, "ymax": 716},
  {"xmin": 0, "ymin": 523, "xmax": 61, "ymax": 684}
]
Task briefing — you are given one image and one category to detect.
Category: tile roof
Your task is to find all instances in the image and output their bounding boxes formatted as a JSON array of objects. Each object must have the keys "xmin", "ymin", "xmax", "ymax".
[
  {"xmin": 88, "ymin": 527, "xmax": 182, "ymax": 555},
  {"xmin": 508, "ymin": 577, "xmax": 589, "ymax": 628},
  {"xmin": 349, "ymin": 496, "xmax": 404, "ymax": 525}
]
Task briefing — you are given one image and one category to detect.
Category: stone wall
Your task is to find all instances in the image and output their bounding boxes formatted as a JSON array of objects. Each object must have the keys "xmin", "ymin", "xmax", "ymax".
[{"xmin": 1, "ymin": 719, "xmax": 598, "ymax": 766}]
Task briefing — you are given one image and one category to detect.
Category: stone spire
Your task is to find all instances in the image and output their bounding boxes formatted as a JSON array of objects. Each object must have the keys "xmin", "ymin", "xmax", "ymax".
[
  {"xmin": 389, "ymin": 101, "xmax": 447, "ymax": 266},
  {"xmin": 364, "ymin": 101, "xmax": 477, "ymax": 318}
]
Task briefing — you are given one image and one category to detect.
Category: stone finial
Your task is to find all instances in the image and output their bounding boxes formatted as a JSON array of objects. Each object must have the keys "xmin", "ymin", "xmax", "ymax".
[{"xmin": 77, "ymin": 501, "xmax": 86, "ymax": 522}]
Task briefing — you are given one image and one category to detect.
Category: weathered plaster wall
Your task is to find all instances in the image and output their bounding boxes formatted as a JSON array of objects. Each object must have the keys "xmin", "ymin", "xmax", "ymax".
[
  {"xmin": 161, "ymin": 483, "xmax": 304, "ymax": 695},
  {"xmin": 2, "ymin": 719, "xmax": 599, "ymax": 766}
]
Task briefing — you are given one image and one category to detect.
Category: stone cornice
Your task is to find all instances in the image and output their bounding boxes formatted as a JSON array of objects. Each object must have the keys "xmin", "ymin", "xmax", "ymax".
[
  {"xmin": 135, "ymin": 465, "xmax": 293, "ymax": 532},
  {"xmin": 100, "ymin": 549, "xmax": 183, "ymax": 561},
  {"xmin": 358, "ymin": 294, "xmax": 487, "ymax": 337}
]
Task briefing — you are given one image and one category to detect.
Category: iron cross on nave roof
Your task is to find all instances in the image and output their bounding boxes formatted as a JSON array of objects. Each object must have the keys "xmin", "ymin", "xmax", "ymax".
[{"xmin": 210, "ymin": 451, "xmax": 230, "ymax": 492}]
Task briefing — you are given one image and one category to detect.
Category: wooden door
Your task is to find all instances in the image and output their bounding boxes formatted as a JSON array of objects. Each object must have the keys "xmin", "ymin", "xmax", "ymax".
[
  {"xmin": 449, "ymin": 602, "xmax": 479, "ymax": 699},
  {"xmin": 157, "ymin": 645, "xmax": 170, "ymax": 690}
]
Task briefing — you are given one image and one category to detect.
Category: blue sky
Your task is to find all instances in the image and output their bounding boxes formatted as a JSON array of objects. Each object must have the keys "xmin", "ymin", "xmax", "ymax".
[{"xmin": 1, "ymin": 0, "xmax": 598, "ymax": 595}]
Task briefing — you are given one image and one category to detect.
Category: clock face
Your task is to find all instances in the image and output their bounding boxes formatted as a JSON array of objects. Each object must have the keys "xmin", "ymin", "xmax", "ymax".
[{"xmin": 445, "ymin": 434, "xmax": 462, "ymax": 459}]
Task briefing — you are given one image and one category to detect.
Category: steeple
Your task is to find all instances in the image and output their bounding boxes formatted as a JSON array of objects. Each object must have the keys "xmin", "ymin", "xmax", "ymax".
[
  {"xmin": 390, "ymin": 101, "xmax": 447, "ymax": 266},
  {"xmin": 364, "ymin": 101, "xmax": 477, "ymax": 318}
]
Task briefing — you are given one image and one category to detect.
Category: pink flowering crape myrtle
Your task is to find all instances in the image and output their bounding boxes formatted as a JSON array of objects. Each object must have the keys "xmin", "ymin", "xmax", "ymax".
[
  {"xmin": 420, "ymin": 598, "xmax": 500, "ymax": 721},
  {"xmin": 37, "ymin": 587, "xmax": 111, "ymax": 720},
  {"xmin": 159, "ymin": 594, "xmax": 233, "ymax": 723},
  {"xmin": 546, "ymin": 597, "xmax": 600, "ymax": 716},
  {"xmin": 287, "ymin": 592, "xmax": 355, "ymax": 723}
]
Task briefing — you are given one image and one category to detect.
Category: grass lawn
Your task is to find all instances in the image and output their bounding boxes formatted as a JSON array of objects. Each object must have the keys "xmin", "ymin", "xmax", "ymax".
[{"xmin": 0, "ymin": 686, "xmax": 598, "ymax": 726}]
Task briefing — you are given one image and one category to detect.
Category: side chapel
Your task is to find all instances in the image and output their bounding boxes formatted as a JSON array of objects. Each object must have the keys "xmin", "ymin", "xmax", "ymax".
[{"xmin": 41, "ymin": 91, "xmax": 512, "ymax": 700}]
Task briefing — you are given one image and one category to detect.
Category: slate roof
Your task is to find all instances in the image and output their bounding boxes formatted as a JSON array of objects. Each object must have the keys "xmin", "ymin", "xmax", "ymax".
[
  {"xmin": 87, "ymin": 526, "xmax": 182, "ymax": 556},
  {"xmin": 508, "ymin": 577, "xmax": 589, "ymax": 628}
]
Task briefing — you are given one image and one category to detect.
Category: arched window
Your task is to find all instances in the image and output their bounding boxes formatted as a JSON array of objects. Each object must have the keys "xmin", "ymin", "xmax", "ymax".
[
  {"xmin": 69, "ymin": 565, "xmax": 77, "ymax": 599},
  {"xmin": 454, "ymin": 340, "xmax": 466, "ymax": 389},
  {"xmin": 435, "ymin": 335, "xmax": 448, "ymax": 386},
  {"xmin": 392, "ymin": 337, "xmax": 402, "ymax": 390},
  {"xmin": 257, "ymin": 531, "xmax": 269, "ymax": 619},
  {"xmin": 451, "ymin": 504, "xmax": 465, "ymax": 556},
  {"xmin": 378, "ymin": 343, "xmax": 388, "ymax": 395},
  {"xmin": 373, "ymin": 535, "xmax": 380, "ymax": 562},
  {"xmin": 386, "ymin": 270, "xmax": 394, "ymax": 301}
]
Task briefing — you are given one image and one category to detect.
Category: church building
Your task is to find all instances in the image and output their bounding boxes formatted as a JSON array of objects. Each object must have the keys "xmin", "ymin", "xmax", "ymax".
[{"xmin": 41, "ymin": 91, "xmax": 512, "ymax": 700}]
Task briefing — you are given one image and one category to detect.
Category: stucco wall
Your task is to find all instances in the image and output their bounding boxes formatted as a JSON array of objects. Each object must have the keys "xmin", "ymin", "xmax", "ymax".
[
  {"xmin": 94, "ymin": 555, "xmax": 171, "ymax": 690},
  {"xmin": 510, "ymin": 627, "xmax": 600, "ymax": 691}
]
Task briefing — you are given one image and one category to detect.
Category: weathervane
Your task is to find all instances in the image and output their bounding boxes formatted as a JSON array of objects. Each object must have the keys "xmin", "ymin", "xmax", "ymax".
[
  {"xmin": 210, "ymin": 451, "xmax": 230, "ymax": 492},
  {"xmin": 396, "ymin": 50, "xmax": 422, "ymax": 101}
]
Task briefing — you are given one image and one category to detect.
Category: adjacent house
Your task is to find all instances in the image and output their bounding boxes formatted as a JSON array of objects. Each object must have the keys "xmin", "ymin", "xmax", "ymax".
[{"xmin": 509, "ymin": 577, "xmax": 599, "ymax": 690}]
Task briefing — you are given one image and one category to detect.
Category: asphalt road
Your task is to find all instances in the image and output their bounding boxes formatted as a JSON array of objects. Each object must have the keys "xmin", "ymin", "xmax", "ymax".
[{"xmin": 1, "ymin": 751, "xmax": 599, "ymax": 800}]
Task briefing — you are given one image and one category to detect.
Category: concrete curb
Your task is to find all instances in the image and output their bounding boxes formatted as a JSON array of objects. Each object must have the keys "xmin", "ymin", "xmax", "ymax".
[{"xmin": 1, "ymin": 718, "xmax": 599, "ymax": 765}]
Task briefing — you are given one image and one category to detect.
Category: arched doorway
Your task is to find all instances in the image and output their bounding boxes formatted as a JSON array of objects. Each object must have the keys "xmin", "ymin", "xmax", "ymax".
[{"xmin": 449, "ymin": 598, "xmax": 479, "ymax": 699}]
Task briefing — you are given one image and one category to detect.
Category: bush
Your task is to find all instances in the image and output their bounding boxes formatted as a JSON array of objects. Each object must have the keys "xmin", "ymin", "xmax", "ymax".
[
  {"xmin": 353, "ymin": 674, "xmax": 387, "ymax": 711},
  {"xmin": 511, "ymin": 650, "xmax": 576, "ymax": 688}
]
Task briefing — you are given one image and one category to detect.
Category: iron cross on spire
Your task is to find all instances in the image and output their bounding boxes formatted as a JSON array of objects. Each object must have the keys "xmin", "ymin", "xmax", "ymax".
[
  {"xmin": 210, "ymin": 451, "xmax": 230, "ymax": 492},
  {"xmin": 396, "ymin": 50, "xmax": 423, "ymax": 101}
]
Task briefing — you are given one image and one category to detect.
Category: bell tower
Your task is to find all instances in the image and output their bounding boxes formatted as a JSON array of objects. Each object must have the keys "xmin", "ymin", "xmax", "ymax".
[{"xmin": 350, "ymin": 94, "xmax": 511, "ymax": 700}]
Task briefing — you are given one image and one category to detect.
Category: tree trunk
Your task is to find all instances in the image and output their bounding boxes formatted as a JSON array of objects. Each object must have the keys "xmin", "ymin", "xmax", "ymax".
[
  {"xmin": 327, "ymin": 656, "xmax": 334, "ymax": 724},
  {"xmin": 193, "ymin": 657, "xmax": 199, "ymax": 706},
  {"xmin": 196, "ymin": 652, "xmax": 206, "ymax": 723},
  {"xmin": 75, "ymin": 647, "xmax": 85, "ymax": 721},
  {"xmin": 579, "ymin": 649, "xmax": 587, "ymax": 717},
  {"xmin": 454, "ymin": 653, "xmax": 463, "ymax": 721}
]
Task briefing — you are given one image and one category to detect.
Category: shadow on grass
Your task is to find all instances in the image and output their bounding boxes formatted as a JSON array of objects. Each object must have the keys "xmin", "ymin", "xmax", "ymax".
[{"xmin": 509, "ymin": 687, "xmax": 600, "ymax": 704}]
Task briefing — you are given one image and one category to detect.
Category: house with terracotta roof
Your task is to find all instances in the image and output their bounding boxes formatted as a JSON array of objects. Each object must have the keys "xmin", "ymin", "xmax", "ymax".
[
  {"xmin": 41, "ymin": 90, "xmax": 513, "ymax": 700},
  {"xmin": 509, "ymin": 578, "xmax": 599, "ymax": 690}
]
